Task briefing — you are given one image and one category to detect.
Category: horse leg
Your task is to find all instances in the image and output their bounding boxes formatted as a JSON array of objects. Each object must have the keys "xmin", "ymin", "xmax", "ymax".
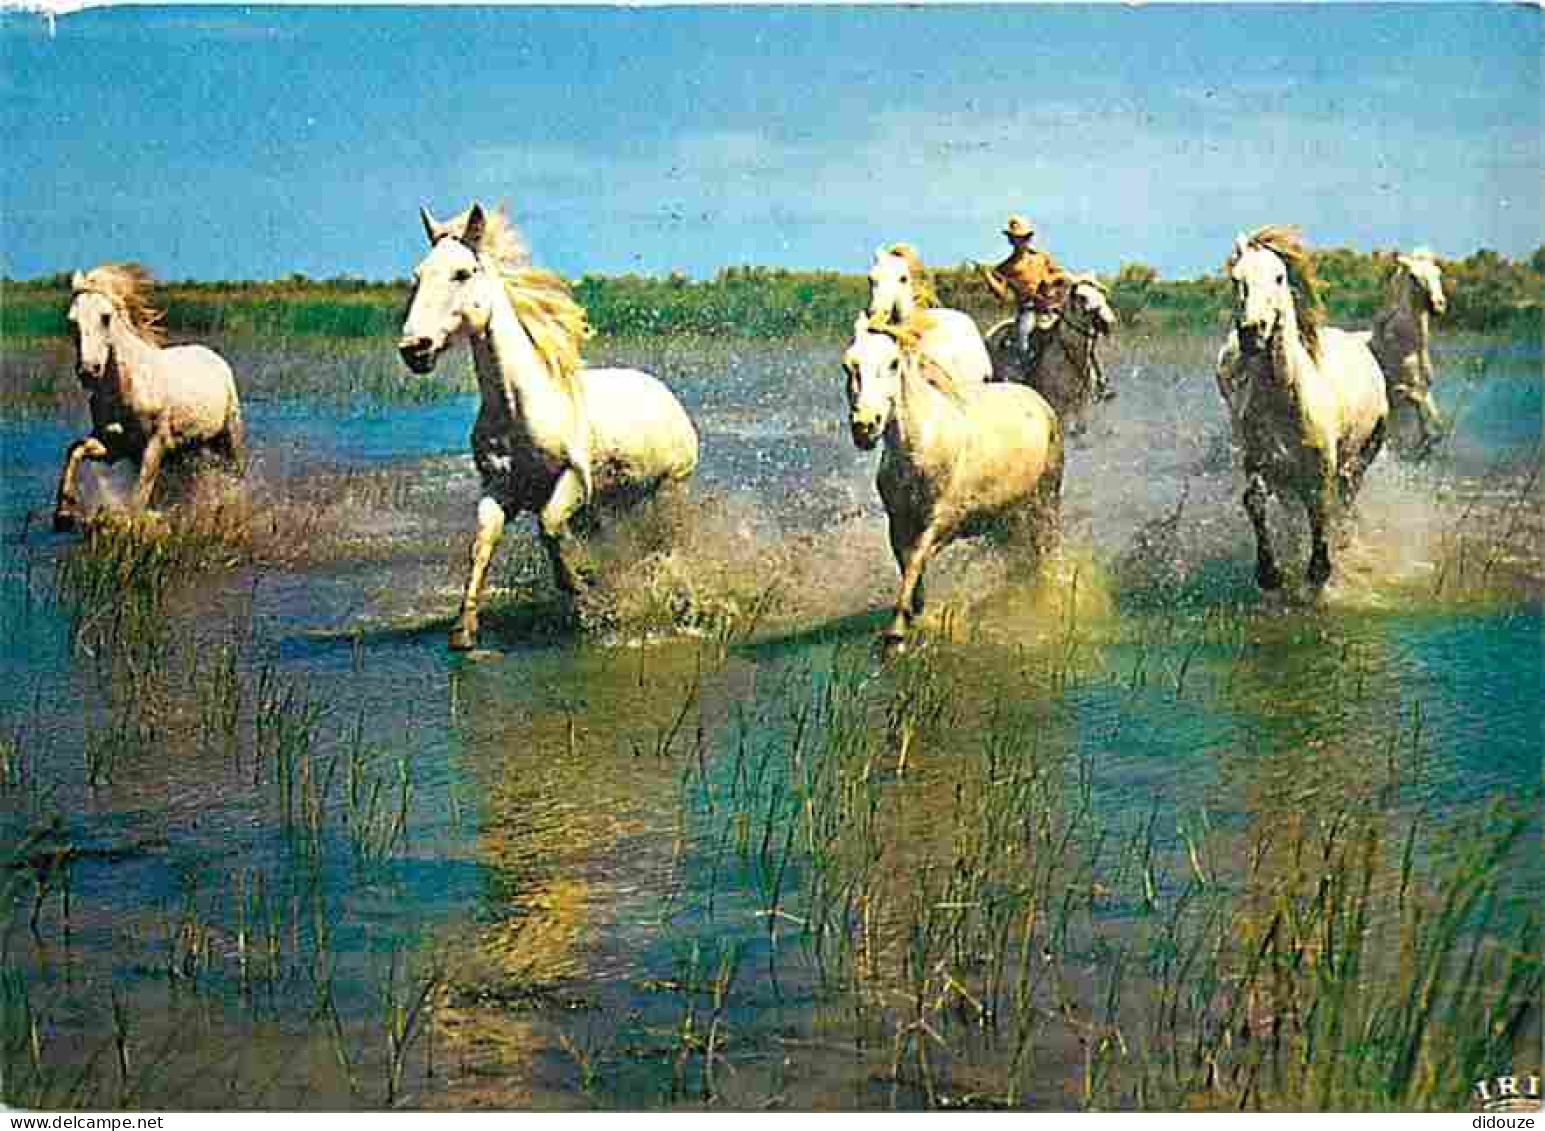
[
  {"xmin": 1304, "ymin": 466, "xmax": 1339, "ymax": 590},
  {"xmin": 1413, "ymin": 390, "xmax": 1444, "ymax": 455},
  {"xmin": 1343, "ymin": 417, "xmax": 1387, "ymax": 504},
  {"xmin": 1243, "ymin": 473, "xmax": 1281, "ymax": 591},
  {"xmin": 538, "ymin": 467, "xmax": 592, "ymax": 596},
  {"xmin": 130, "ymin": 433, "xmax": 169, "ymax": 511},
  {"xmin": 885, "ymin": 522, "xmax": 942, "ymax": 656},
  {"xmin": 53, "ymin": 436, "xmax": 109, "ymax": 532},
  {"xmin": 449, "ymin": 496, "xmax": 505, "ymax": 652}
]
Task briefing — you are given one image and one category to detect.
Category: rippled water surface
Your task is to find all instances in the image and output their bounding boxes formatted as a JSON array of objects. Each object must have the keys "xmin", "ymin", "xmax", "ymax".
[{"xmin": 0, "ymin": 334, "xmax": 1538, "ymax": 1109}]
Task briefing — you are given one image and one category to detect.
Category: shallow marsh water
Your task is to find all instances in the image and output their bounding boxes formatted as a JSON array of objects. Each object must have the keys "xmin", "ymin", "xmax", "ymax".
[{"xmin": 0, "ymin": 332, "xmax": 1538, "ymax": 1109}]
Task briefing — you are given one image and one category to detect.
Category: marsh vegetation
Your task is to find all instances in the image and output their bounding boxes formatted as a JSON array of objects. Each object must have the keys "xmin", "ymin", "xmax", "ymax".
[{"xmin": 0, "ymin": 294, "xmax": 1537, "ymax": 1108}]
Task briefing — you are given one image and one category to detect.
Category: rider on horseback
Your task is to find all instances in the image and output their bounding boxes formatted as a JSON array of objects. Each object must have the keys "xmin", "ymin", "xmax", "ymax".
[
  {"xmin": 977, "ymin": 216, "xmax": 1115, "ymax": 402},
  {"xmin": 976, "ymin": 215, "xmax": 1069, "ymax": 372}
]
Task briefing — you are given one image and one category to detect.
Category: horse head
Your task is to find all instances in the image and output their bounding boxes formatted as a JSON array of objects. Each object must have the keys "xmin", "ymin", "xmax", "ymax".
[
  {"xmin": 66, "ymin": 286, "xmax": 118, "ymax": 384},
  {"xmin": 398, "ymin": 203, "xmax": 501, "ymax": 373},
  {"xmin": 1396, "ymin": 250, "xmax": 1447, "ymax": 316},
  {"xmin": 1227, "ymin": 234, "xmax": 1295, "ymax": 356},
  {"xmin": 1228, "ymin": 226, "xmax": 1328, "ymax": 361},
  {"xmin": 1065, "ymin": 276, "xmax": 1118, "ymax": 337},
  {"xmin": 842, "ymin": 313, "xmax": 903, "ymax": 451},
  {"xmin": 67, "ymin": 264, "xmax": 164, "ymax": 385},
  {"xmin": 866, "ymin": 244, "xmax": 939, "ymax": 329}
]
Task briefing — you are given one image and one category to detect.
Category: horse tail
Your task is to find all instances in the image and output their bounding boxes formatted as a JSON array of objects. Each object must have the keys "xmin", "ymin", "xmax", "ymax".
[{"xmin": 218, "ymin": 384, "xmax": 247, "ymax": 474}]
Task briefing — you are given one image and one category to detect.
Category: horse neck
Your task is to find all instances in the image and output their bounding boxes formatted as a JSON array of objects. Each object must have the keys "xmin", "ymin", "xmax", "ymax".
[
  {"xmin": 1400, "ymin": 278, "xmax": 1432, "ymax": 338},
  {"xmin": 1267, "ymin": 300, "xmax": 1317, "ymax": 389},
  {"xmin": 887, "ymin": 351, "xmax": 959, "ymax": 454},
  {"xmin": 1378, "ymin": 277, "xmax": 1426, "ymax": 348},
  {"xmin": 107, "ymin": 322, "xmax": 161, "ymax": 398},
  {"xmin": 470, "ymin": 288, "xmax": 575, "ymax": 420}
]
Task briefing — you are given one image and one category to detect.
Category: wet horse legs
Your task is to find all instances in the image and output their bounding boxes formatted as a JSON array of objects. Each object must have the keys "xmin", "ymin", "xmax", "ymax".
[
  {"xmin": 449, "ymin": 496, "xmax": 505, "ymax": 652},
  {"xmin": 884, "ymin": 519, "xmax": 940, "ymax": 655},
  {"xmin": 131, "ymin": 433, "xmax": 168, "ymax": 511},
  {"xmin": 53, "ymin": 436, "xmax": 111, "ymax": 532},
  {"xmin": 1243, "ymin": 472, "xmax": 1281, "ymax": 591},
  {"xmin": 538, "ymin": 466, "xmax": 593, "ymax": 597}
]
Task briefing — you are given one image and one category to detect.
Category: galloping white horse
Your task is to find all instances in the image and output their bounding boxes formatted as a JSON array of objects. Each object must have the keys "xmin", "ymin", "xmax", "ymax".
[
  {"xmin": 398, "ymin": 203, "xmax": 699, "ymax": 650},
  {"xmin": 1216, "ymin": 227, "xmax": 1388, "ymax": 591},
  {"xmin": 984, "ymin": 273, "xmax": 1118, "ymax": 427},
  {"xmin": 865, "ymin": 244, "xmax": 993, "ymax": 385},
  {"xmin": 843, "ymin": 313, "xmax": 1063, "ymax": 654},
  {"xmin": 53, "ymin": 264, "xmax": 245, "ymax": 531},
  {"xmin": 1368, "ymin": 249, "xmax": 1447, "ymax": 455}
]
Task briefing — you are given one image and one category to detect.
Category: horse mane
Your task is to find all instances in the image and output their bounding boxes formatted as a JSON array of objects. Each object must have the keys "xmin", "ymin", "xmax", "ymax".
[
  {"xmin": 502, "ymin": 267, "xmax": 594, "ymax": 391},
  {"xmin": 880, "ymin": 243, "xmax": 940, "ymax": 310},
  {"xmin": 867, "ymin": 319, "xmax": 961, "ymax": 400},
  {"xmin": 1230, "ymin": 225, "xmax": 1326, "ymax": 362},
  {"xmin": 74, "ymin": 263, "xmax": 166, "ymax": 346},
  {"xmin": 1389, "ymin": 247, "xmax": 1440, "ymax": 289},
  {"xmin": 1065, "ymin": 271, "xmax": 1109, "ymax": 296},
  {"xmin": 449, "ymin": 204, "xmax": 592, "ymax": 390},
  {"xmin": 867, "ymin": 244, "xmax": 941, "ymax": 345}
]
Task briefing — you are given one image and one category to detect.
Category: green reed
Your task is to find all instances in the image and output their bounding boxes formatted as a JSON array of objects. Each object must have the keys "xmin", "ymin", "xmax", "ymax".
[{"xmin": 655, "ymin": 632, "xmax": 1537, "ymax": 1111}]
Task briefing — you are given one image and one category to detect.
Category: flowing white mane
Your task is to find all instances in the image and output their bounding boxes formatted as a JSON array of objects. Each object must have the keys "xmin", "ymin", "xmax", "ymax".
[
  {"xmin": 446, "ymin": 205, "xmax": 593, "ymax": 390},
  {"xmin": 73, "ymin": 262, "xmax": 167, "ymax": 346}
]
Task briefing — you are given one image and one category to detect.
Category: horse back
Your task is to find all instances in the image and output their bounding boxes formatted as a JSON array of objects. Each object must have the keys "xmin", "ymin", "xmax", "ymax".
[
  {"xmin": 578, "ymin": 367, "xmax": 700, "ymax": 487},
  {"xmin": 1318, "ymin": 328, "xmax": 1389, "ymax": 444},
  {"xmin": 956, "ymin": 382, "xmax": 1060, "ymax": 489},
  {"xmin": 154, "ymin": 344, "xmax": 242, "ymax": 443},
  {"xmin": 920, "ymin": 309, "xmax": 992, "ymax": 384}
]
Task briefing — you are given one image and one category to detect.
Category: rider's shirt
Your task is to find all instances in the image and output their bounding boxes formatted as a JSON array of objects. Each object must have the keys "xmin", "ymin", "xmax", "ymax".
[{"xmin": 985, "ymin": 246, "xmax": 1069, "ymax": 311}]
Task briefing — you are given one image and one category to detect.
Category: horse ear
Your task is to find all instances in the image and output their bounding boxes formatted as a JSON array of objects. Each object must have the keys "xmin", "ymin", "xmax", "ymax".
[
  {"xmin": 1233, "ymin": 234, "xmax": 1249, "ymax": 260},
  {"xmin": 462, "ymin": 203, "xmax": 488, "ymax": 249},
  {"xmin": 420, "ymin": 206, "xmax": 443, "ymax": 246},
  {"xmin": 70, "ymin": 270, "xmax": 88, "ymax": 292},
  {"xmin": 854, "ymin": 312, "xmax": 870, "ymax": 335}
]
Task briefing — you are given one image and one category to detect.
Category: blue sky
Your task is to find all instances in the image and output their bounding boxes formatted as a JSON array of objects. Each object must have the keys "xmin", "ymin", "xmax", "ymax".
[{"xmin": 2, "ymin": 4, "xmax": 1539, "ymax": 281}]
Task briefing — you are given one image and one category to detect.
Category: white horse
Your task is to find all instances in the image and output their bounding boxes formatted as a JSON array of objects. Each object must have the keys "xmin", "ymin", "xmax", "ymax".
[
  {"xmin": 53, "ymin": 264, "xmax": 245, "ymax": 531},
  {"xmin": 865, "ymin": 244, "xmax": 993, "ymax": 385},
  {"xmin": 1216, "ymin": 227, "xmax": 1388, "ymax": 591},
  {"xmin": 398, "ymin": 203, "xmax": 700, "ymax": 651},
  {"xmin": 1368, "ymin": 249, "xmax": 1447, "ymax": 456},
  {"xmin": 984, "ymin": 273, "xmax": 1118, "ymax": 428},
  {"xmin": 843, "ymin": 313, "xmax": 1063, "ymax": 654}
]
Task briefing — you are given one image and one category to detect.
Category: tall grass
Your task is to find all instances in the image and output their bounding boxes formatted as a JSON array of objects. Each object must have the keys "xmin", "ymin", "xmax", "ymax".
[{"xmin": 656, "ymin": 638, "xmax": 1539, "ymax": 1110}]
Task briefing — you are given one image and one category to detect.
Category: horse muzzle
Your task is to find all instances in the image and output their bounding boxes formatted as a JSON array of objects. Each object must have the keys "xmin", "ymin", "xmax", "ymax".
[
  {"xmin": 850, "ymin": 419, "xmax": 882, "ymax": 450},
  {"xmin": 397, "ymin": 336, "xmax": 441, "ymax": 374},
  {"xmin": 1236, "ymin": 322, "xmax": 1270, "ymax": 355}
]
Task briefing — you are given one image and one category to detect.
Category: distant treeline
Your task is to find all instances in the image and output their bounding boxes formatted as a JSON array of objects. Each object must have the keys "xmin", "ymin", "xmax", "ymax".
[{"xmin": 4, "ymin": 247, "xmax": 1541, "ymax": 342}]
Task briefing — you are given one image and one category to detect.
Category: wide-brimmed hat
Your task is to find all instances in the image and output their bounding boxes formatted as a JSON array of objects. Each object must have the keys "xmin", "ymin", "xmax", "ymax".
[{"xmin": 1004, "ymin": 215, "xmax": 1035, "ymax": 239}]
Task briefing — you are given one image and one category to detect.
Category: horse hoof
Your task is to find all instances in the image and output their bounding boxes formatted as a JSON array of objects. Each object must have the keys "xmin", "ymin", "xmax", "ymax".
[
  {"xmin": 879, "ymin": 632, "xmax": 909, "ymax": 661},
  {"xmin": 52, "ymin": 510, "xmax": 80, "ymax": 534},
  {"xmin": 1256, "ymin": 563, "xmax": 1283, "ymax": 591},
  {"xmin": 448, "ymin": 625, "xmax": 478, "ymax": 652},
  {"xmin": 1307, "ymin": 559, "xmax": 1333, "ymax": 589}
]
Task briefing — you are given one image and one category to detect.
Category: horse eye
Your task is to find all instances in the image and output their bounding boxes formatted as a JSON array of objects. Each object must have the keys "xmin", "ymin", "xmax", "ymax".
[
  {"xmin": 453, "ymin": 268, "xmax": 473, "ymax": 283},
  {"xmin": 1276, "ymin": 274, "xmax": 1285, "ymax": 285},
  {"xmin": 100, "ymin": 313, "xmax": 111, "ymax": 328}
]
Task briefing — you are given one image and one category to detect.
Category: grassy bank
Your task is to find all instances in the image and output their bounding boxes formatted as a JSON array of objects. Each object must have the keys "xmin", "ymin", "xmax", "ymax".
[{"xmin": 4, "ymin": 244, "xmax": 1541, "ymax": 346}]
